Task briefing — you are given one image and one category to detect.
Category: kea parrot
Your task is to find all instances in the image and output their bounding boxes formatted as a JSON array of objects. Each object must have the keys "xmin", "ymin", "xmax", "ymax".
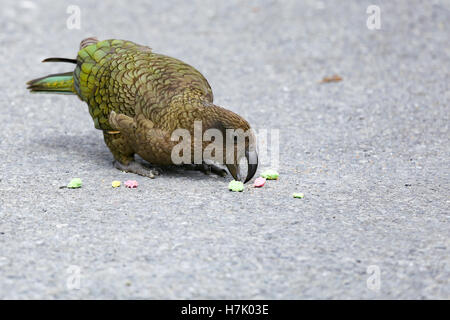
[{"xmin": 27, "ymin": 37, "xmax": 258, "ymax": 183}]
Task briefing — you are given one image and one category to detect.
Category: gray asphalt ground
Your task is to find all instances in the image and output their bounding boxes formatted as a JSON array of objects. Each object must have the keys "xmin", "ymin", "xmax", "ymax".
[{"xmin": 0, "ymin": 0, "xmax": 449, "ymax": 299}]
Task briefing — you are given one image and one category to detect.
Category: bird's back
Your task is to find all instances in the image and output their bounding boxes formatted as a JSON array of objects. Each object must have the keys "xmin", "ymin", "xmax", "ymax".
[{"xmin": 74, "ymin": 39, "xmax": 213, "ymax": 130}]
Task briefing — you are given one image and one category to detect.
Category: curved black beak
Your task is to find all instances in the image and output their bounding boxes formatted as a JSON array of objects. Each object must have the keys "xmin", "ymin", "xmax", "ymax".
[
  {"xmin": 226, "ymin": 150, "xmax": 258, "ymax": 183},
  {"xmin": 245, "ymin": 149, "xmax": 258, "ymax": 183}
]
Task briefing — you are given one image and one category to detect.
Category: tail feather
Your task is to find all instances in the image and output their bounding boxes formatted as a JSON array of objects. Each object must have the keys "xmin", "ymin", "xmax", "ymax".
[
  {"xmin": 27, "ymin": 56, "xmax": 77, "ymax": 94},
  {"xmin": 42, "ymin": 57, "xmax": 77, "ymax": 64},
  {"xmin": 27, "ymin": 71, "xmax": 75, "ymax": 94}
]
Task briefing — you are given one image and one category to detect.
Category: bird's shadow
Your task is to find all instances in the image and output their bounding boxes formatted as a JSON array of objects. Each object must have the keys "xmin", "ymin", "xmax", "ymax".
[
  {"xmin": 35, "ymin": 133, "xmax": 228, "ymax": 181},
  {"xmin": 35, "ymin": 132, "xmax": 111, "ymax": 164}
]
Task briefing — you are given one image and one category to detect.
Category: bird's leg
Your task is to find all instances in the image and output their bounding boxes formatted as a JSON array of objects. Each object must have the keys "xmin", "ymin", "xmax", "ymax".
[
  {"xmin": 182, "ymin": 163, "xmax": 227, "ymax": 177},
  {"xmin": 197, "ymin": 163, "xmax": 228, "ymax": 177},
  {"xmin": 113, "ymin": 159, "xmax": 159, "ymax": 178},
  {"xmin": 103, "ymin": 131, "xmax": 159, "ymax": 178}
]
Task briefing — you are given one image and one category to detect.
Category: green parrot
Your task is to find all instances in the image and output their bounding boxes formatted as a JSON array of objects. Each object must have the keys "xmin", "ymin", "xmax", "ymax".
[{"xmin": 27, "ymin": 37, "xmax": 258, "ymax": 182}]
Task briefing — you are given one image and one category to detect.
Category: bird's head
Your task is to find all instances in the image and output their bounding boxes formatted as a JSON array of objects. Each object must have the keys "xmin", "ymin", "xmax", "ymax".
[{"xmin": 202, "ymin": 105, "xmax": 258, "ymax": 183}]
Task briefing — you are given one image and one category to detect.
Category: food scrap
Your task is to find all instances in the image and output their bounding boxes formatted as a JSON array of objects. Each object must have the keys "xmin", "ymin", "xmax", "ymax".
[
  {"xmin": 293, "ymin": 192, "xmax": 304, "ymax": 199},
  {"xmin": 111, "ymin": 180, "xmax": 121, "ymax": 188},
  {"xmin": 254, "ymin": 177, "xmax": 266, "ymax": 187},
  {"xmin": 67, "ymin": 178, "xmax": 82, "ymax": 189},
  {"xmin": 321, "ymin": 74, "xmax": 343, "ymax": 83},
  {"xmin": 228, "ymin": 180, "xmax": 244, "ymax": 192},
  {"xmin": 261, "ymin": 169, "xmax": 279, "ymax": 180},
  {"xmin": 124, "ymin": 180, "xmax": 138, "ymax": 188}
]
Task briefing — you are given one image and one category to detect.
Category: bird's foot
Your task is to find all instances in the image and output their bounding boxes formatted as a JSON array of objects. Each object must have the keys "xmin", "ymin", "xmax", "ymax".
[
  {"xmin": 196, "ymin": 163, "xmax": 228, "ymax": 177},
  {"xmin": 113, "ymin": 160, "xmax": 160, "ymax": 178}
]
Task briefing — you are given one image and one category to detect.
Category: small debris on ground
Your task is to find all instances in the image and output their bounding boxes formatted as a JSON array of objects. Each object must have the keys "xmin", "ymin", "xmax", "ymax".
[
  {"xmin": 254, "ymin": 177, "xmax": 266, "ymax": 187},
  {"xmin": 293, "ymin": 192, "xmax": 304, "ymax": 199},
  {"xmin": 321, "ymin": 74, "xmax": 342, "ymax": 83},
  {"xmin": 67, "ymin": 178, "xmax": 82, "ymax": 189},
  {"xmin": 124, "ymin": 180, "xmax": 138, "ymax": 188},
  {"xmin": 228, "ymin": 180, "xmax": 244, "ymax": 192},
  {"xmin": 112, "ymin": 180, "xmax": 121, "ymax": 188},
  {"xmin": 261, "ymin": 169, "xmax": 279, "ymax": 180}
]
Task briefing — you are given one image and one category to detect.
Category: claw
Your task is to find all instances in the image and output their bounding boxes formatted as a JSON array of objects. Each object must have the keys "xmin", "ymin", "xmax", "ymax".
[
  {"xmin": 113, "ymin": 160, "xmax": 158, "ymax": 178},
  {"xmin": 199, "ymin": 163, "xmax": 228, "ymax": 177}
]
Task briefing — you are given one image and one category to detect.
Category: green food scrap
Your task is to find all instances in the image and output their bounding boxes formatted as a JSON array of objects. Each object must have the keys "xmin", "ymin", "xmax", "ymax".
[
  {"xmin": 261, "ymin": 169, "xmax": 279, "ymax": 180},
  {"xmin": 67, "ymin": 178, "xmax": 82, "ymax": 189},
  {"xmin": 293, "ymin": 192, "xmax": 304, "ymax": 199},
  {"xmin": 228, "ymin": 180, "xmax": 244, "ymax": 192}
]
